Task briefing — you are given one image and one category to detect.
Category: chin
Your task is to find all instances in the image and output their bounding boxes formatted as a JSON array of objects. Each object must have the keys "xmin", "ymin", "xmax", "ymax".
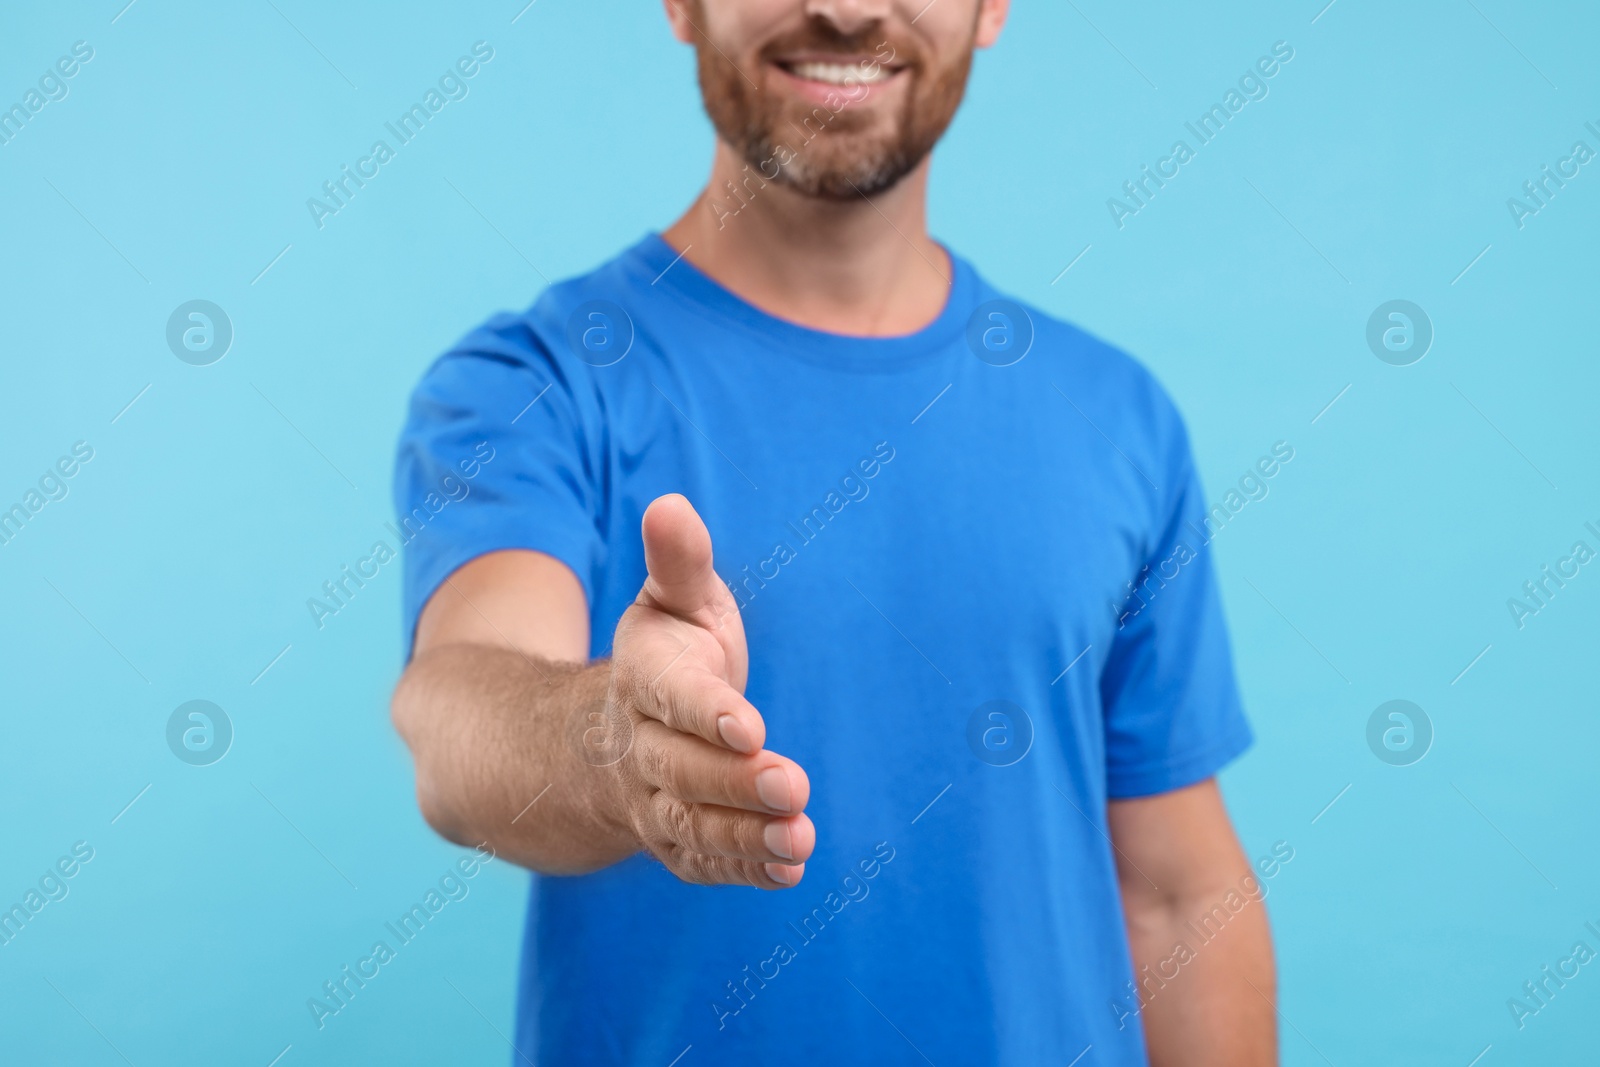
[{"xmin": 775, "ymin": 151, "xmax": 914, "ymax": 200}]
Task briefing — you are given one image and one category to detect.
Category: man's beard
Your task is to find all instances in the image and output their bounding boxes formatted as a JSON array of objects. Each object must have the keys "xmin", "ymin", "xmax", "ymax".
[{"xmin": 690, "ymin": 14, "xmax": 974, "ymax": 200}]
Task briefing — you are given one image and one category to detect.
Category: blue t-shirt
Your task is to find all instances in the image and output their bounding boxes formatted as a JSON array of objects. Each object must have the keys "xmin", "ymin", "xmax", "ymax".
[{"xmin": 394, "ymin": 235, "xmax": 1252, "ymax": 1065}]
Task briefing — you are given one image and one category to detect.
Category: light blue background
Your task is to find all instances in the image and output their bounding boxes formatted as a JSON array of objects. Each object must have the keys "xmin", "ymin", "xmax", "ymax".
[{"xmin": 2, "ymin": 1, "xmax": 1597, "ymax": 1063}]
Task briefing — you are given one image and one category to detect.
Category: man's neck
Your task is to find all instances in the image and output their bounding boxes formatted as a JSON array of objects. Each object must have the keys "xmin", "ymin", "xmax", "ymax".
[{"xmin": 660, "ymin": 142, "xmax": 953, "ymax": 337}]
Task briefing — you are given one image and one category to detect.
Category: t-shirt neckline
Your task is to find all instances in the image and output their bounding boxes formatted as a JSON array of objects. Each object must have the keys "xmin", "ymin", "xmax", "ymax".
[{"xmin": 626, "ymin": 232, "xmax": 978, "ymax": 371}]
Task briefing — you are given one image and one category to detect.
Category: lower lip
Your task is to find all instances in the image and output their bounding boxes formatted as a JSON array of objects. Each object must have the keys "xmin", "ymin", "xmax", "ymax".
[{"xmin": 768, "ymin": 63, "xmax": 904, "ymax": 106}]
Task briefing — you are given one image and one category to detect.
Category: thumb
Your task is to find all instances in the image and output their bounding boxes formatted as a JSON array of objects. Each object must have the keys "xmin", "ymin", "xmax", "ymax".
[{"xmin": 639, "ymin": 493, "xmax": 724, "ymax": 622}]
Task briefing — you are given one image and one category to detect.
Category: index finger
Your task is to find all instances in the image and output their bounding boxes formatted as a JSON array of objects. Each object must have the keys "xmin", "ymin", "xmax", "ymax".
[{"xmin": 627, "ymin": 652, "xmax": 767, "ymax": 755}]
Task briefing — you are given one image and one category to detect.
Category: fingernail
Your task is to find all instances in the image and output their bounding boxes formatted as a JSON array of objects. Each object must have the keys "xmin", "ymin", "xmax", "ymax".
[
  {"xmin": 717, "ymin": 714, "xmax": 753, "ymax": 754},
  {"xmin": 764, "ymin": 862, "xmax": 798, "ymax": 886},
  {"xmin": 763, "ymin": 820, "xmax": 794, "ymax": 861},
  {"xmin": 755, "ymin": 767, "xmax": 791, "ymax": 813}
]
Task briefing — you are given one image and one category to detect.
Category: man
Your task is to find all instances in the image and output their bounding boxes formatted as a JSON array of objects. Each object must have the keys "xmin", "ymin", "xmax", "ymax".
[{"xmin": 391, "ymin": 0, "xmax": 1275, "ymax": 1062}]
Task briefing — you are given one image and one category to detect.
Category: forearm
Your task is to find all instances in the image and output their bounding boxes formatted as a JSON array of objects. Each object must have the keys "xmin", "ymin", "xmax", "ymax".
[
  {"xmin": 391, "ymin": 642, "xmax": 637, "ymax": 874},
  {"xmin": 1124, "ymin": 885, "xmax": 1276, "ymax": 1065}
]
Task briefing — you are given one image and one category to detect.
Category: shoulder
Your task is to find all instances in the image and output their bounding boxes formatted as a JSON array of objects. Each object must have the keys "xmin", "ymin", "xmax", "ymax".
[
  {"xmin": 967, "ymin": 268, "xmax": 1195, "ymax": 474},
  {"xmin": 450, "ymin": 242, "xmax": 649, "ymax": 368},
  {"xmin": 408, "ymin": 241, "xmax": 654, "ymax": 410}
]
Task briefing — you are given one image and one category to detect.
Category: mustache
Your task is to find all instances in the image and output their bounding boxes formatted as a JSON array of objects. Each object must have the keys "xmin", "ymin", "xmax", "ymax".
[{"xmin": 758, "ymin": 22, "xmax": 913, "ymax": 68}]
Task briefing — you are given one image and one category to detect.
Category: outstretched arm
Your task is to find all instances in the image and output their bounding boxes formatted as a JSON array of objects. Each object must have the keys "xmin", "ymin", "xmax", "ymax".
[{"xmin": 390, "ymin": 494, "xmax": 814, "ymax": 887}]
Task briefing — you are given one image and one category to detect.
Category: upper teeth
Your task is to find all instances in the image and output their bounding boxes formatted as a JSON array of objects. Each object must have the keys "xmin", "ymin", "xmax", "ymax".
[{"xmin": 789, "ymin": 61, "xmax": 890, "ymax": 87}]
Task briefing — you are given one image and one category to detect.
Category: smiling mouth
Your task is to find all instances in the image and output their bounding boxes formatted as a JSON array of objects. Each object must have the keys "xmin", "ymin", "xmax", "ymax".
[{"xmin": 772, "ymin": 57, "xmax": 903, "ymax": 88}]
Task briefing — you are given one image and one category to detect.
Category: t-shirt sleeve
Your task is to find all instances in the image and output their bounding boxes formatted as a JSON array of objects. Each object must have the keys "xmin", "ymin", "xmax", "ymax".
[
  {"xmin": 1099, "ymin": 433, "xmax": 1253, "ymax": 799},
  {"xmin": 393, "ymin": 312, "xmax": 606, "ymax": 657}
]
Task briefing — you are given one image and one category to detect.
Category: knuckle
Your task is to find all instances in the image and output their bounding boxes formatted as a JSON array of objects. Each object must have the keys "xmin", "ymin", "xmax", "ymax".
[
  {"xmin": 658, "ymin": 795, "xmax": 698, "ymax": 847},
  {"xmin": 715, "ymin": 759, "xmax": 744, "ymax": 807},
  {"xmin": 666, "ymin": 667, "xmax": 719, "ymax": 737},
  {"xmin": 657, "ymin": 745, "xmax": 689, "ymax": 795},
  {"xmin": 640, "ymin": 734, "xmax": 675, "ymax": 789},
  {"xmin": 659, "ymin": 675, "xmax": 694, "ymax": 733},
  {"xmin": 616, "ymin": 737, "xmax": 651, "ymax": 793},
  {"xmin": 739, "ymin": 817, "xmax": 771, "ymax": 859},
  {"xmin": 638, "ymin": 674, "xmax": 670, "ymax": 724},
  {"xmin": 673, "ymin": 850, "xmax": 718, "ymax": 886},
  {"xmin": 700, "ymin": 810, "xmax": 742, "ymax": 860},
  {"xmin": 655, "ymin": 846, "xmax": 693, "ymax": 884}
]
